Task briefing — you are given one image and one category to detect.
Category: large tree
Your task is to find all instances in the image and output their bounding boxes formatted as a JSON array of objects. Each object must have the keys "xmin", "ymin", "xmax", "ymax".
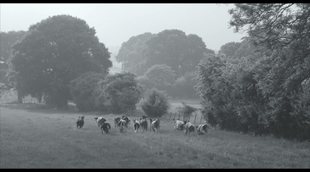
[
  {"xmin": 196, "ymin": 3, "xmax": 310, "ymax": 140},
  {"xmin": 140, "ymin": 64, "xmax": 177, "ymax": 90},
  {"xmin": 218, "ymin": 41, "xmax": 241, "ymax": 58},
  {"xmin": 10, "ymin": 15, "xmax": 112, "ymax": 108},
  {"xmin": 145, "ymin": 29, "xmax": 213, "ymax": 77},
  {"xmin": 0, "ymin": 31, "xmax": 26, "ymax": 84},
  {"xmin": 116, "ymin": 29, "xmax": 214, "ymax": 77},
  {"xmin": 116, "ymin": 32, "xmax": 155, "ymax": 76},
  {"xmin": 0, "ymin": 31, "xmax": 26, "ymax": 62}
]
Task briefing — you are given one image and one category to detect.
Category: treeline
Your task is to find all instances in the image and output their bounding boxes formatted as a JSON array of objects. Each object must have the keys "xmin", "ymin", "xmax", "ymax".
[
  {"xmin": 196, "ymin": 4, "xmax": 310, "ymax": 141},
  {"xmin": 0, "ymin": 15, "xmax": 169, "ymax": 118}
]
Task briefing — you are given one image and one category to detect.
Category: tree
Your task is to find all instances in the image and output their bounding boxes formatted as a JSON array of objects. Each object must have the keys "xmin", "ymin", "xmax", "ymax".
[
  {"xmin": 0, "ymin": 31, "xmax": 26, "ymax": 84},
  {"xmin": 218, "ymin": 42, "xmax": 241, "ymax": 58},
  {"xmin": 141, "ymin": 89, "xmax": 169, "ymax": 118},
  {"xmin": 0, "ymin": 31, "xmax": 26, "ymax": 62},
  {"xmin": 10, "ymin": 15, "xmax": 112, "ymax": 108},
  {"xmin": 228, "ymin": 3, "xmax": 310, "ymax": 140},
  {"xmin": 94, "ymin": 72, "xmax": 143, "ymax": 113},
  {"xmin": 143, "ymin": 64, "xmax": 177, "ymax": 90},
  {"xmin": 145, "ymin": 29, "xmax": 213, "ymax": 77},
  {"xmin": 116, "ymin": 29, "xmax": 214, "ymax": 77},
  {"xmin": 69, "ymin": 72, "xmax": 105, "ymax": 112},
  {"xmin": 116, "ymin": 32, "xmax": 155, "ymax": 76},
  {"xmin": 168, "ymin": 72, "xmax": 199, "ymax": 99}
]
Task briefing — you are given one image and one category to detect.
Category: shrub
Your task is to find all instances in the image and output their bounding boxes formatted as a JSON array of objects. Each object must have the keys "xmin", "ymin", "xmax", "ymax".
[
  {"xmin": 141, "ymin": 89, "xmax": 169, "ymax": 118},
  {"xmin": 94, "ymin": 72, "xmax": 143, "ymax": 114}
]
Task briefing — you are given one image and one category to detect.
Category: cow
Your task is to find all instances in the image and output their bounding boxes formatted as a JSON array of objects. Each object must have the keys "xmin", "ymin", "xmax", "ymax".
[
  {"xmin": 100, "ymin": 122, "xmax": 111, "ymax": 134},
  {"xmin": 184, "ymin": 121, "xmax": 195, "ymax": 135},
  {"xmin": 76, "ymin": 116, "xmax": 85, "ymax": 128},
  {"xmin": 121, "ymin": 116, "xmax": 131, "ymax": 128},
  {"xmin": 174, "ymin": 119, "xmax": 187, "ymax": 130},
  {"xmin": 150, "ymin": 118, "xmax": 160, "ymax": 132},
  {"xmin": 118, "ymin": 118, "xmax": 127, "ymax": 133},
  {"xmin": 114, "ymin": 117, "xmax": 121, "ymax": 128},
  {"xmin": 196, "ymin": 123, "xmax": 209, "ymax": 135},
  {"xmin": 133, "ymin": 119, "xmax": 141, "ymax": 133},
  {"xmin": 94, "ymin": 116, "xmax": 106, "ymax": 127},
  {"xmin": 140, "ymin": 117, "xmax": 148, "ymax": 132}
]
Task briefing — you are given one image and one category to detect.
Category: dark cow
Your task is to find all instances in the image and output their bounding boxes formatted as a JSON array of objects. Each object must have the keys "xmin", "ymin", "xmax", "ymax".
[
  {"xmin": 76, "ymin": 116, "xmax": 85, "ymax": 128},
  {"xmin": 114, "ymin": 117, "xmax": 121, "ymax": 128},
  {"xmin": 184, "ymin": 122, "xmax": 195, "ymax": 135},
  {"xmin": 140, "ymin": 117, "xmax": 148, "ymax": 132},
  {"xmin": 100, "ymin": 122, "xmax": 111, "ymax": 134},
  {"xmin": 133, "ymin": 119, "xmax": 141, "ymax": 133},
  {"xmin": 118, "ymin": 118, "xmax": 127, "ymax": 133},
  {"xmin": 150, "ymin": 118, "xmax": 160, "ymax": 132},
  {"xmin": 121, "ymin": 116, "xmax": 131, "ymax": 128}
]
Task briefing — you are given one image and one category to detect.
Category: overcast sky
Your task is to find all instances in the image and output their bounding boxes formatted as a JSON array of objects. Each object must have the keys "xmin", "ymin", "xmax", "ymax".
[{"xmin": 0, "ymin": 3, "xmax": 246, "ymax": 52}]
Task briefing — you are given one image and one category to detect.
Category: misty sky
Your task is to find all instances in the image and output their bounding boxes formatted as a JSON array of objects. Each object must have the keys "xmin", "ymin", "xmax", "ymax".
[{"xmin": 0, "ymin": 3, "xmax": 246, "ymax": 52}]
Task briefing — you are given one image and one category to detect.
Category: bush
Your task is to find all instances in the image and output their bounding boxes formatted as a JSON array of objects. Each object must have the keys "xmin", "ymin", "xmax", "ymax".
[
  {"xmin": 141, "ymin": 89, "xmax": 169, "ymax": 118},
  {"xmin": 69, "ymin": 72, "xmax": 105, "ymax": 112},
  {"xmin": 94, "ymin": 72, "xmax": 143, "ymax": 114}
]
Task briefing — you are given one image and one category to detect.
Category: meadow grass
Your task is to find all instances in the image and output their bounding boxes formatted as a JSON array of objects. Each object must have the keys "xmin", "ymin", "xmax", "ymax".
[{"xmin": 0, "ymin": 103, "xmax": 310, "ymax": 168}]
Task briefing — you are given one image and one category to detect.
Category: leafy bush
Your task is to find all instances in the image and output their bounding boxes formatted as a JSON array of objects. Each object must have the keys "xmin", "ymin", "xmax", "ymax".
[
  {"xmin": 94, "ymin": 72, "xmax": 143, "ymax": 114},
  {"xmin": 141, "ymin": 89, "xmax": 169, "ymax": 118}
]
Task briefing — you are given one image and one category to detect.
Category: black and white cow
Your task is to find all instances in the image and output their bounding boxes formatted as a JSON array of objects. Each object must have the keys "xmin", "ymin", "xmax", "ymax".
[
  {"xmin": 133, "ymin": 119, "xmax": 141, "ymax": 133},
  {"xmin": 76, "ymin": 116, "xmax": 85, "ymax": 128},
  {"xmin": 114, "ymin": 117, "xmax": 121, "ymax": 128},
  {"xmin": 118, "ymin": 118, "xmax": 127, "ymax": 133},
  {"xmin": 150, "ymin": 118, "xmax": 160, "ymax": 132},
  {"xmin": 100, "ymin": 122, "xmax": 111, "ymax": 134},
  {"xmin": 140, "ymin": 117, "xmax": 148, "ymax": 132},
  {"xmin": 184, "ymin": 121, "xmax": 195, "ymax": 135},
  {"xmin": 94, "ymin": 116, "xmax": 106, "ymax": 127},
  {"xmin": 174, "ymin": 119, "xmax": 187, "ymax": 130},
  {"xmin": 196, "ymin": 123, "xmax": 209, "ymax": 135},
  {"xmin": 121, "ymin": 116, "xmax": 131, "ymax": 128}
]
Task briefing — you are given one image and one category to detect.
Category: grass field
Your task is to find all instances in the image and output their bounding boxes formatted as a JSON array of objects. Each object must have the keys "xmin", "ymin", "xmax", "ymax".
[{"xmin": 1, "ymin": 102, "xmax": 310, "ymax": 168}]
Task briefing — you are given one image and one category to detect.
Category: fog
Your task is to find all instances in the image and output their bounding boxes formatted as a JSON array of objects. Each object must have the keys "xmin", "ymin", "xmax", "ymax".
[{"xmin": 0, "ymin": 3, "xmax": 245, "ymax": 52}]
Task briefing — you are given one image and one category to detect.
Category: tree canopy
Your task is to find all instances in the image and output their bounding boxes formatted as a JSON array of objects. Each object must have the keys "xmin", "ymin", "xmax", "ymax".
[
  {"xmin": 0, "ymin": 31, "xmax": 26, "ymax": 84},
  {"xmin": 116, "ymin": 29, "xmax": 214, "ymax": 77},
  {"xmin": 10, "ymin": 15, "xmax": 112, "ymax": 108},
  {"xmin": 116, "ymin": 32, "xmax": 155, "ymax": 76},
  {"xmin": 195, "ymin": 3, "xmax": 310, "ymax": 140}
]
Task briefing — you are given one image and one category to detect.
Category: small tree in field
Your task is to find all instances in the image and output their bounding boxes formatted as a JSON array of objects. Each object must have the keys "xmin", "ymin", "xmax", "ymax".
[
  {"xmin": 141, "ymin": 89, "xmax": 169, "ymax": 118},
  {"xmin": 94, "ymin": 72, "xmax": 143, "ymax": 114}
]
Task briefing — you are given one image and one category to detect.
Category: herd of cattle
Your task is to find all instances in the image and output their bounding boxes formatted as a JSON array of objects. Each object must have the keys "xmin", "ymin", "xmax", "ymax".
[{"xmin": 76, "ymin": 115, "xmax": 210, "ymax": 136}]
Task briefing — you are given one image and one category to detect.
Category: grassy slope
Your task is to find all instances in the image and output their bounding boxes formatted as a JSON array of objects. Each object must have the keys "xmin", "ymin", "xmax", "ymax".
[{"xmin": 0, "ymin": 103, "xmax": 310, "ymax": 168}]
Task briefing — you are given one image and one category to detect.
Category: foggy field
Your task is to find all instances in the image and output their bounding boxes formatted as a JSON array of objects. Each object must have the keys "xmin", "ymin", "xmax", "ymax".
[{"xmin": 1, "ymin": 103, "xmax": 310, "ymax": 168}]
